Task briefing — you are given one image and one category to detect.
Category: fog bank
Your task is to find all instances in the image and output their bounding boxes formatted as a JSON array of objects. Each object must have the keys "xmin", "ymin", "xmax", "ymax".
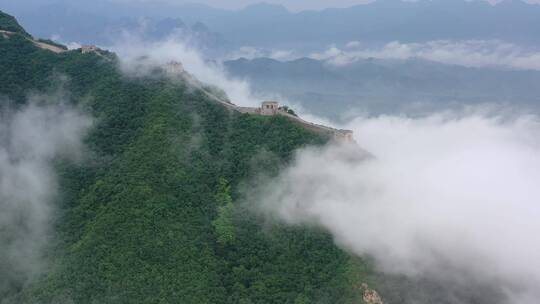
[
  {"xmin": 112, "ymin": 32, "xmax": 265, "ymax": 107},
  {"xmin": 254, "ymin": 111, "xmax": 540, "ymax": 303}
]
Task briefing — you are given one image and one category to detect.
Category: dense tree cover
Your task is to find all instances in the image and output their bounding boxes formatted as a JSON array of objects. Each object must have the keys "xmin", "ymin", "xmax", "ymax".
[
  {"xmin": 279, "ymin": 105, "xmax": 298, "ymax": 117},
  {"xmin": 0, "ymin": 19, "xmax": 371, "ymax": 303},
  {"xmin": 212, "ymin": 178, "xmax": 236, "ymax": 245},
  {"xmin": 0, "ymin": 11, "xmax": 30, "ymax": 37}
]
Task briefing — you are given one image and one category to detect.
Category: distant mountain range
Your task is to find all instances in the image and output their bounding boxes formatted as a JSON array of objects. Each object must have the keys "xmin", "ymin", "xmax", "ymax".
[
  {"xmin": 0, "ymin": 0, "xmax": 226, "ymax": 51},
  {"xmin": 2, "ymin": 0, "xmax": 540, "ymax": 52},
  {"xmin": 224, "ymin": 56, "xmax": 540, "ymax": 120}
]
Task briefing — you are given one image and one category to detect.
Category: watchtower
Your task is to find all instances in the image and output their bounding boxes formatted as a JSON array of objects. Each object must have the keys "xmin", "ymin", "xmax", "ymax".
[
  {"xmin": 81, "ymin": 45, "xmax": 99, "ymax": 54},
  {"xmin": 165, "ymin": 61, "xmax": 184, "ymax": 74},
  {"xmin": 333, "ymin": 130, "xmax": 355, "ymax": 143},
  {"xmin": 261, "ymin": 101, "xmax": 279, "ymax": 115}
]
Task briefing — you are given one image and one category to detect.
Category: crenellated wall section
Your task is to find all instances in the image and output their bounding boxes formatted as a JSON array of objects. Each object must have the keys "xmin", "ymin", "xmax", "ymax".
[{"xmin": 200, "ymin": 88, "xmax": 355, "ymax": 143}]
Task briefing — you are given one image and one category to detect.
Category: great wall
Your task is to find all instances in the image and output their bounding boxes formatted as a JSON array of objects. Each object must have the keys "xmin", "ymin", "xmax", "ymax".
[
  {"xmin": 198, "ymin": 88, "xmax": 354, "ymax": 142},
  {"xmin": 0, "ymin": 30, "xmax": 103, "ymax": 55},
  {"xmin": 168, "ymin": 61, "xmax": 355, "ymax": 143},
  {"xmin": 237, "ymin": 101, "xmax": 354, "ymax": 143},
  {"xmin": 0, "ymin": 32, "xmax": 354, "ymax": 143}
]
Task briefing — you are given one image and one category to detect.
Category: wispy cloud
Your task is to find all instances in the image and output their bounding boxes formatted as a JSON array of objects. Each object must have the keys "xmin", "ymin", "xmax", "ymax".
[
  {"xmin": 0, "ymin": 95, "xmax": 91, "ymax": 298},
  {"xmin": 312, "ymin": 40, "xmax": 540, "ymax": 71},
  {"xmin": 227, "ymin": 46, "xmax": 297, "ymax": 61},
  {"xmin": 111, "ymin": 32, "xmax": 269, "ymax": 107}
]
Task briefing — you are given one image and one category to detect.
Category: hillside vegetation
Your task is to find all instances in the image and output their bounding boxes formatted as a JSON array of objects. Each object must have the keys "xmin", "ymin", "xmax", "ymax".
[
  {"xmin": 0, "ymin": 13, "xmax": 370, "ymax": 304},
  {"xmin": 0, "ymin": 11, "xmax": 29, "ymax": 36}
]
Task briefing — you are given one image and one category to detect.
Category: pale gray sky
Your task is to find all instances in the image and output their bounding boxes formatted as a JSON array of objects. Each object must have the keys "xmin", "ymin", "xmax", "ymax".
[
  {"xmin": 109, "ymin": 0, "xmax": 373, "ymax": 11},
  {"xmin": 6, "ymin": 0, "xmax": 540, "ymax": 12},
  {"xmin": 141, "ymin": 0, "xmax": 540, "ymax": 11},
  {"xmin": 192, "ymin": 0, "xmax": 373, "ymax": 11}
]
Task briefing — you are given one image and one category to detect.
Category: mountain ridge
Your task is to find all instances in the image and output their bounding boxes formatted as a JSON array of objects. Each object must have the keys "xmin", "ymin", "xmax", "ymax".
[
  {"xmin": 4, "ymin": 0, "xmax": 540, "ymax": 52},
  {"xmin": 224, "ymin": 56, "xmax": 540, "ymax": 120},
  {"xmin": 0, "ymin": 12, "xmax": 371, "ymax": 304}
]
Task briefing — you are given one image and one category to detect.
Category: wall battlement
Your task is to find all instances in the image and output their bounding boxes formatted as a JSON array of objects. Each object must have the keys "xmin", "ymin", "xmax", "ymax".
[
  {"xmin": 232, "ymin": 100, "xmax": 354, "ymax": 143},
  {"xmin": 81, "ymin": 45, "xmax": 99, "ymax": 54},
  {"xmin": 193, "ymin": 76, "xmax": 355, "ymax": 143}
]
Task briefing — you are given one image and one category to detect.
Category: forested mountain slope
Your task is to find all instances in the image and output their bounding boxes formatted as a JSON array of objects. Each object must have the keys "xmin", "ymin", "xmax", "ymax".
[
  {"xmin": 0, "ymin": 10, "xmax": 29, "ymax": 36},
  {"xmin": 0, "ymin": 12, "xmax": 369, "ymax": 304}
]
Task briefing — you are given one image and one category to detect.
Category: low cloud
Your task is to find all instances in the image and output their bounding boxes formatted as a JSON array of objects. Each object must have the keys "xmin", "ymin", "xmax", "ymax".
[
  {"xmin": 227, "ymin": 46, "xmax": 297, "ymax": 61},
  {"xmin": 312, "ymin": 40, "xmax": 540, "ymax": 71},
  {"xmin": 253, "ymin": 110, "xmax": 540, "ymax": 303},
  {"xmin": 112, "ymin": 32, "xmax": 269, "ymax": 107},
  {"xmin": 0, "ymin": 96, "xmax": 91, "ymax": 299},
  {"xmin": 49, "ymin": 34, "xmax": 81, "ymax": 50}
]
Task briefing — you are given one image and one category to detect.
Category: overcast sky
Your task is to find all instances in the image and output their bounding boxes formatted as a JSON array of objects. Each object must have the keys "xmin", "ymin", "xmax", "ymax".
[
  {"xmin": 185, "ymin": 0, "xmax": 373, "ymax": 11},
  {"xmin": 4, "ymin": 0, "xmax": 540, "ymax": 12},
  {"xmin": 113, "ymin": 0, "xmax": 540, "ymax": 12},
  {"xmin": 109, "ymin": 0, "xmax": 373, "ymax": 11}
]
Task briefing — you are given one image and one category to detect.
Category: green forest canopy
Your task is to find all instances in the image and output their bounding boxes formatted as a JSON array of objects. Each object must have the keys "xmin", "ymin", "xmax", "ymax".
[
  {"xmin": 0, "ymin": 11, "xmax": 30, "ymax": 37},
  {"xmin": 0, "ymin": 15, "xmax": 373, "ymax": 304}
]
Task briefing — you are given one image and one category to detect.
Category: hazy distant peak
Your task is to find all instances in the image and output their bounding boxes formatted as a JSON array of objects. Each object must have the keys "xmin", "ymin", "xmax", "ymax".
[
  {"xmin": 495, "ymin": 0, "xmax": 531, "ymax": 6},
  {"xmin": 155, "ymin": 18, "xmax": 186, "ymax": 29},
  {"xmin": 191, "ymin": 21, "xmax": 209, "ymax": 32},
  {"xmin": 241, "ymin": 3, "xmax": 289, "ymax": 14}
]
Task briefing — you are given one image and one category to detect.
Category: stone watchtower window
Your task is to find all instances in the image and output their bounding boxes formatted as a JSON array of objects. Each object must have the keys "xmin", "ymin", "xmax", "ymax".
[{"xmin": 261, "ymin": 101, "xmax": 279, "ymax": 115}]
